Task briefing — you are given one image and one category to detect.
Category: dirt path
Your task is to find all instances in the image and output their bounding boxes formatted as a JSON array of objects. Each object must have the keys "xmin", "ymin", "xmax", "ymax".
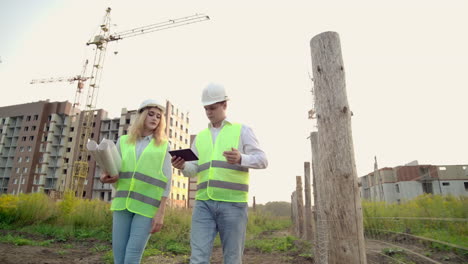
[{"xmin": 0, "ymin": 242, "xmax": 104, "ymax": 264}]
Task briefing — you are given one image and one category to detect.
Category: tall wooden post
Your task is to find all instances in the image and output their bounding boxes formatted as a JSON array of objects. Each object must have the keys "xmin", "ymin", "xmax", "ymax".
[
  {"xmin": 304, "ymin": 162, "xmax": 313, "ymax": 241},
  {"xmin": 310, "ymin": 31, "xmax": 367, "ymax": 263},
  {"xmin": 295, "ymin": 176, "xmax": 305, "ymax": 238},
  {"xmin": 311, "ymin": 131, "xmax": 328, "ymax": 264},
  {"xmin": 253, "ymin": 196, "xmax": 256, "ymax": 212}
]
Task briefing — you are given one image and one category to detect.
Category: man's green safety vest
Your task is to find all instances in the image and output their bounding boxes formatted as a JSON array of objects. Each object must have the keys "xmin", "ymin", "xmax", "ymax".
[
  {"xmin": 111, "ymin": 135, "xmax": 168, "ymax": 218},
  {"xmin": 195, "ymin": 122, "xmax": 250, "ymax": 202}
]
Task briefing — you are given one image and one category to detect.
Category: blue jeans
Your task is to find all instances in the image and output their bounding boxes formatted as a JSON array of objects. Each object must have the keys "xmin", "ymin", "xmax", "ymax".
[
  {"xmin": 190, "ymin": 200, "xmax": 248, "ymax": 264},
  {"xmin": 112, "ymin": 209, "xmax": 152, "ymax": 264}
]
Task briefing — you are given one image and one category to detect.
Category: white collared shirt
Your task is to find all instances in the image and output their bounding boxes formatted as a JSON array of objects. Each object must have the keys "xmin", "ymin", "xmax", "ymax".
[
  {"xmin": 182, "ymin": 118, "xmax": 268, "ymax": 177},
  {"xmin": 117, "ymin": 135, "xmax": 172, "ymax": 197}
]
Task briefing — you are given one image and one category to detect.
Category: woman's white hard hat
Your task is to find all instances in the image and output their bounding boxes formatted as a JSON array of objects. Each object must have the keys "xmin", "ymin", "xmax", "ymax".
[
  {"xmin": 201, "ymin": 83, "xmax": 229, "ymax": 106},
  {"xmin": 138, "ymin": 99, "xmax": 166, "ymax": 113}
]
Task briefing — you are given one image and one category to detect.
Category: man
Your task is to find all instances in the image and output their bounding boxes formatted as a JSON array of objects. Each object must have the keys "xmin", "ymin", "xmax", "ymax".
[{"xmin": 171, "ymin": 83, "xmax": 268, "ymax": 264}]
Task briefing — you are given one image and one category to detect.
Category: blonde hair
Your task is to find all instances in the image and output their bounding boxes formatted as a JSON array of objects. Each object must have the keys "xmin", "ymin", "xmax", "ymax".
[{"xmin": 127, "ymin": 107, "xmax": 167, "ymax": 145}]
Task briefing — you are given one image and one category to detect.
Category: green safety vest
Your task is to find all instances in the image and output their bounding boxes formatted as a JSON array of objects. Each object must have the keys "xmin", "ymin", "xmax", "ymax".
[
  {"xmin": 195, "ymin": 122, "xmax": 250, "ymax": 202},
  {"xmin": 111, "ymin": 135, "xmax": 168, "ymax": 218}
]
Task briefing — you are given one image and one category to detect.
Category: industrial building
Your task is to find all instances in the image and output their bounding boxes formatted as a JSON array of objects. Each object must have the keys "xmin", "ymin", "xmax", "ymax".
[{"xmin": 359, "ymin": 159, "xmax": 468, "ymax": 203}]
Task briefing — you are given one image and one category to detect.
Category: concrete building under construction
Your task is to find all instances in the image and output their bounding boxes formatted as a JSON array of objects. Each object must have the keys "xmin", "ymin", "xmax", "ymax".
[
  {"xmin": 0, "ymin": 99, "xmax": 191, "ymax": 207},
  {"xmin": 0, "ymin": 100, "xmax": 76, "ymax": 195}
]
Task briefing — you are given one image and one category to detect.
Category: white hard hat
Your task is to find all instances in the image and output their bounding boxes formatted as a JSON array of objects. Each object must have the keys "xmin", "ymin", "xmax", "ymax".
[
  {"xmin": 138, "ymin": 99, "xmax": 166, "ymax": 113},
  {"xmin": 201, "ymin": 83, "xmax": 229, "ymax": 106}
]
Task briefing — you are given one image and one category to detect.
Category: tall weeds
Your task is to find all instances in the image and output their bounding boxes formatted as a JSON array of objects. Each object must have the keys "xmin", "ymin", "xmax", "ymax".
[{"xmin": 363, "ymin": 194, "xmax": 468, "ymax": 248}]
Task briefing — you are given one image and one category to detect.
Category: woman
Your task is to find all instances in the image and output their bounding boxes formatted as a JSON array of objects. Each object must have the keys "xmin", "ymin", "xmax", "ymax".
[{"xmin": 100, "ymin": 99, "xmax": 172, "ymax": 264}]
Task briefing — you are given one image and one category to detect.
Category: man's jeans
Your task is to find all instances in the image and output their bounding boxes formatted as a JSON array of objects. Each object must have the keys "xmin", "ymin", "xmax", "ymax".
[
  {"xmin": 112, "ymin": 209, "xmax": 152, "ymax": 264},
  {"xmin": 190, "ymin": 200, "xmax": 248, "ymax": 264}
]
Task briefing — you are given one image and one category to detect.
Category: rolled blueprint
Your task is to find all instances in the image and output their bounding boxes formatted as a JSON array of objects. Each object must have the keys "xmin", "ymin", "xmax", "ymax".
[
  {"xmin": 86, "ymin": 140, "xmax": 105, "ymax": 170},
  {"xmin": 105, "ymin": 139, "xmax": 121, "ymax": 171},
  {"xmin": 98, "ymin": 139, "xmax": 122, "ymax": 176},
  {"xmin": 86, "ymin": 139, "xmax": 122, "ymax": 176}
]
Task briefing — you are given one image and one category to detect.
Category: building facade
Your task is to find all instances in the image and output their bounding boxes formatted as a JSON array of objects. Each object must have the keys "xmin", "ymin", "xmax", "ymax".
[
  {"xmin": 359, "ymin": 162, "xmax": 468, "ymax": 203},
  {"xmin": 0, "ymin": 100, "xmax": 76, "ymax": 195},
  {"xmin": 188, "ymin": 134, "xmax": 197, "ymax": 208}
]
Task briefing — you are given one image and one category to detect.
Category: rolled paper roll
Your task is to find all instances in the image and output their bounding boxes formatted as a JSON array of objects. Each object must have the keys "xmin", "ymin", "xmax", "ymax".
[
  {"xmin": 98, "ymin": 140, "xmax": 121, "ymax": 176},
  {"xmin": 86, "ymin": 140, "xmax": 105, "ymax": 171}
]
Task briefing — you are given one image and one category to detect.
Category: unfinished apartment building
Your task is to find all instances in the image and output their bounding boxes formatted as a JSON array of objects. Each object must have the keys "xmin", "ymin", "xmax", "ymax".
[
  {"xmin": 0, "ymin": 100, "xmax": 76, "ymax": 195},
  {"xmin": 166, "ymin": 102, "xmax": 191, "ymax": 207},
  {"xmin": 93, "ymin": 100, "xmax": 191, "ymax": 207}
]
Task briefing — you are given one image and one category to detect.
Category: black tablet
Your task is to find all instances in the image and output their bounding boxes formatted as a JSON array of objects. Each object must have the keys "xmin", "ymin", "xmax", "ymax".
[{"xmin": 169, "ymin": 148, "xmax": 199, "ymax": 161}]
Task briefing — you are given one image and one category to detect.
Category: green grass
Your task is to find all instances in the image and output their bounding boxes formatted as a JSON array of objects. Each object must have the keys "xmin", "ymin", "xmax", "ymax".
[
  {"xmin": 0, "ymin": 233, "xmax": 54, "ymax": 246},
  {"xmin": 245, "ymin": 235, "xmax": 296, "ymax": 253},
  {"xmin": 382, "ymin": 248, "xmax": 416, "ymax": 264},
  {"xmin": 363, "ymin": 194, "xmax": 468, "ymax": 250}
]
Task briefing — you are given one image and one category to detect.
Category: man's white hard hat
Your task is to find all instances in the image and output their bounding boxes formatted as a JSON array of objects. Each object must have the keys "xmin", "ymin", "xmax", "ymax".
[
  {"xmin": 138, "ymin": 99, "xmax": 166, "ymax": 113},
  {"xmin": 201, "ymin": 83, "xmax": 229, "ymax": 106}
]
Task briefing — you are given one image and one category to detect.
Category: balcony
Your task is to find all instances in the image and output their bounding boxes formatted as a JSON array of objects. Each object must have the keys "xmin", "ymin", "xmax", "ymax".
[
  {"xmin": 44, "ymin": 178, "xmax": 56, "ymax": 189},
  {"xmin": 7, "ymin": 148, "xmax": 16, "ymax": 157}
]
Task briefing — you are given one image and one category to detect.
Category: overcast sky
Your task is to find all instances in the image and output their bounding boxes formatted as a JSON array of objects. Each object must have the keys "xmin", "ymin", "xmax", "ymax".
[{"xmin": 1, "ymin": 0, "xmax": 467, "ymax": 204}]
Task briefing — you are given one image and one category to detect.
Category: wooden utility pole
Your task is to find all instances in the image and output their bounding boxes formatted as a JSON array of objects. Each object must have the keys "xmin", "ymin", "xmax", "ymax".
[
  {"xmin": 311, "ymin": 131, "xmax": 328, "ymax": 264},
  {"xmin": 304, "ymin": 162, "xmax": 314, "ymax": 241},
  {"xmin": 310, "ymin": 31, "xmax": 367, "ymax": 263},
  {"xmin": 295, "ymin": 176, "xmax": 305, "ymax": 238}
]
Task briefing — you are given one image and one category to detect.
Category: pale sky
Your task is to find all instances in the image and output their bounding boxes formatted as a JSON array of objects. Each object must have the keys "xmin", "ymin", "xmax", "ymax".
[{"xmin": 1, "ymin": 0, "xmax": 467, "ymax": 204}]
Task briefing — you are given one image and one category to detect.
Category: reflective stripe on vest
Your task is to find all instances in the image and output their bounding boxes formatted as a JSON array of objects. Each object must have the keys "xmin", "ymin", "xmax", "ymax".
[
  {"xmin": 114, "ymin": 190, "xmax": 162, "ymax": 208},
  {"xmin": 195, "ymin": 122, "xmax": 250, "ymax": 202},
  {"xmin": 111, "ymin": 135, "xmax": 168, "ymax": 218}
]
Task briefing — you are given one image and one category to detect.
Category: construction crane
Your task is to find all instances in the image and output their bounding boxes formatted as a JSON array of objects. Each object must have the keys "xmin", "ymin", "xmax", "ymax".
[
  {"xmin": 30, "ymin": 8, "xmax": 209, "ymax": 198},
  {"xmin": 69, "ymin": 8, "xmax": 209, "ymax": 198},
  {"xmin": 30, "ymin": 59, "xmax": 91, "ymax": 99}
]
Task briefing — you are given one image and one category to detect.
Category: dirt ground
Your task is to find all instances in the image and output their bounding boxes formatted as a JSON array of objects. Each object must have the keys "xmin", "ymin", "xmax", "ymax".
[
  {"xmin": 0, "ymin": 234, "xmax": 466, "ymax": 264},
  {"xmin": 0, "ymin": 242, "xmax": 104, "ymax": 264}
]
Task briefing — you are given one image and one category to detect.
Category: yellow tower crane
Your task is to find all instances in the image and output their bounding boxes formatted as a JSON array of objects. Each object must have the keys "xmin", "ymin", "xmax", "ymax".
[{"xmin": 32, "ymin": 7, "xmax": 210, "ymax": 198}]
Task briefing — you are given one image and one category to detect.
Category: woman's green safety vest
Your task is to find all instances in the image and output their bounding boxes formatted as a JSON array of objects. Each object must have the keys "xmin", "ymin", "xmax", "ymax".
[
  {"xmin": 195, "ymin": 122, "xmax": 250, "ymax": 202},
  {"xmin": 111, "ymin": 135, "xmax": 168, "ymax": 218}
]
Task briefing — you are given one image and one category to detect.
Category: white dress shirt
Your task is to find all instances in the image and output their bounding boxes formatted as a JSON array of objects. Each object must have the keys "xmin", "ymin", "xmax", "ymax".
[{"xmin": 182, "ymin": 118, "xmax": 268, "ymax": 177}]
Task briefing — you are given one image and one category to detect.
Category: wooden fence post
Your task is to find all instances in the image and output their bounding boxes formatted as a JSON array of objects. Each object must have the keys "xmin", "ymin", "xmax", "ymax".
[
  {"xmin": 310, "ymin": 31, "xmax": 367, "ymax": 263},
  {"xmin": 291, "ymin": 191, "xmax": 298, "ymax": 236},
  {"xmin": 296, "ymin": 176, "xmax": 305, "ymax": 238},
  {"xmin": 304, "ymin": 162, "xmax": 314, "ymax": 241}
]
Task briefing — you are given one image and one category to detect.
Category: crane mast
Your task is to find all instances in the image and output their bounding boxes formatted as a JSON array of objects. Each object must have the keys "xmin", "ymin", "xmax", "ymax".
[{"xmin": 70, "ymin": 7, "xmax": 113, "ymax": 197}]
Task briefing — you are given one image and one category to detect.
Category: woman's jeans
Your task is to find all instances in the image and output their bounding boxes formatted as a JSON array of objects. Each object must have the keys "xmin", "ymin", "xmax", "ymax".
[
  {"xmin": 190, "ymin": 200, "xmax": 248, "ymax": 264},
  {"xmin": 113, "ymin": 209, "xmax": 152, "ymax": 264}
]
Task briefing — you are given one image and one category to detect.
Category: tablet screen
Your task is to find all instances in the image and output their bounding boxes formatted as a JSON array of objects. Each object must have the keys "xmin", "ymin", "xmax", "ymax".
[{"xmin": 169, "ymin": 148, "xmax": 199, "ymax": 161}]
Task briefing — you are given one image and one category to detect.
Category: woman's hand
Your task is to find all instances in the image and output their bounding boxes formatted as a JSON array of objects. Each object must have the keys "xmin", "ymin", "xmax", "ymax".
[
  {"xmin": 100, "ymin": 172, "xmax": 119, "ymax": 184},
  {"xmin": 150, "ymin": 212, "xmax": 164, "ymax": 234}
]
